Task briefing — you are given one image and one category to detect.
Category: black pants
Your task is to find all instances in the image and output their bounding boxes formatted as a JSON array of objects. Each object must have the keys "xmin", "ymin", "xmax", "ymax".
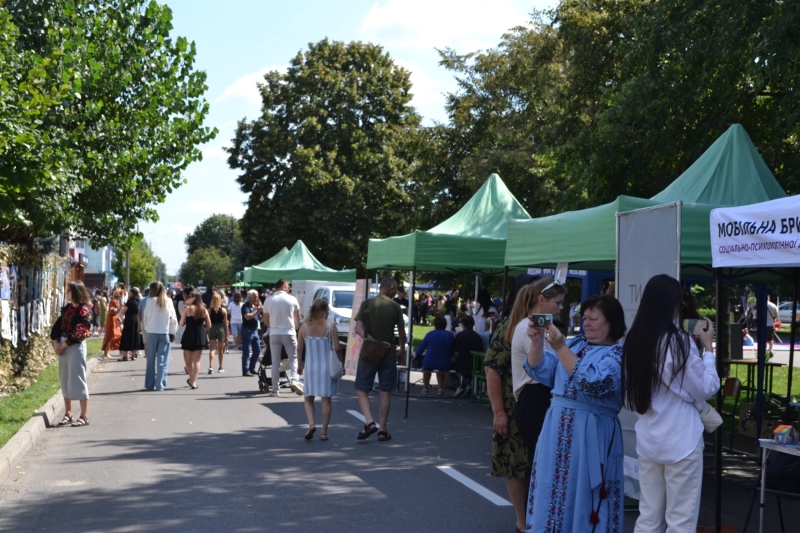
[{"xmin": 513, "ymin": 383, "xmax": 552, "ymax": 466}]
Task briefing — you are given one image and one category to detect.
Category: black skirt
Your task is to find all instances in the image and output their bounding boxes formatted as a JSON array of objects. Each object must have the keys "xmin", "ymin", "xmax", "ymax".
[{"xmin": 181, "ymin": 316, "xmax": 208, "ymax": 351}]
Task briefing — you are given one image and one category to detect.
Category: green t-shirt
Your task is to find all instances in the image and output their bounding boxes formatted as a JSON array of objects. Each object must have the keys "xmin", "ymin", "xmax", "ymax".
[{"xmin": 355, "ymin": 295, "xmax": 405, "ymax": 352}]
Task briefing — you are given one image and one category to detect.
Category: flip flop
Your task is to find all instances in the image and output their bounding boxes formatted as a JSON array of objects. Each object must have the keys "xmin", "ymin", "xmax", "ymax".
[
  {"xmin": 357, "ymin": 421, "xmax": 378, "ymax": 440},
  {"xmin": 304, "ymin": 427, "xmax": 317, "ymax": 441},
  {"xmin": 377, "ymin": 430, "xmax": 392, "ymax": 442}
]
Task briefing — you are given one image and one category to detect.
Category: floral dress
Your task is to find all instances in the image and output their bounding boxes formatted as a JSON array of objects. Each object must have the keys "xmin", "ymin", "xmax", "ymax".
[
  {"xmin": 523, "ymin": 335, "xmax": 625, "ymax": 533},
  {"xmin": 483, "ymin": 320, "xmax": 530, "ymax": 480}
]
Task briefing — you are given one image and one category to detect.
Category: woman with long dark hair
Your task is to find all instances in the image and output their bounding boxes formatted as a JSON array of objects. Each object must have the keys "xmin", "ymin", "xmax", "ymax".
[
  {"xmin": 622, "ymin": 274, "xmax": 719, "ymax": 532},
  {"xmin": 179, "ymin": 290, "xmax": 211, "ymax": 389},
  {"xmin": 119, "ymin": 287, "xmax": 144, "ymax": 361}
]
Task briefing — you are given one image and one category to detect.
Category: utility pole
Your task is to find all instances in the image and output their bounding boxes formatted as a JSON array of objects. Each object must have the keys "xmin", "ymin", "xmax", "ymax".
[{"xmin": 126, "ymin": 249, "xmax": 130, "ymax": 288}]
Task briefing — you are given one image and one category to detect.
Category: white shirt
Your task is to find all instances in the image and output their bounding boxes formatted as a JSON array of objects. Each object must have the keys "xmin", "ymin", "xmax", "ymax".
[
  {"xmin": 511, "ymin": 319, "xmax": 551, "ymax": 399},
  {"xmin": 474, "ymin": 305, "xmax": 497, "ymax": 334},
  {"xmin": 227, "ymin": 301, "xmax": 243, "ymax": 324},
  {"xmin": 634, "ymin": 333, "xmax": 719, "ymax": 464},
  {"xmin": 263, "ymin": 291, "xmax": 300, "ymax": 335},
  {"xmin": 766, "ymin": 301, "xmax": 778, "ymax": 327},
  {"xmin": 142, "ymin": 298, "xmax": 178, "ymax": 335}
]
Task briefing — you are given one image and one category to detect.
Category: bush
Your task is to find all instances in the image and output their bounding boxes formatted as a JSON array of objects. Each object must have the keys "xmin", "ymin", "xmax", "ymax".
[{"xmin": 697, "ymin": 308, "xmax": 716, "ymax": 323}]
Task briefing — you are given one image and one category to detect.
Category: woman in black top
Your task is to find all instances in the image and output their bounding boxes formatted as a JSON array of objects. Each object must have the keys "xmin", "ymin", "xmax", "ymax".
[
  {"xmin": 119, "ymin": 287, "xmax": 144, "ymax": 361},
  {"xmin": 180, "ymin": 291, "xmax": 212, "ymax": 389}
]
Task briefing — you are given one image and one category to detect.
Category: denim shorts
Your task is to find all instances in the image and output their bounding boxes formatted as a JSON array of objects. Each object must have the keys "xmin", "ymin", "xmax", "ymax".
[
  {"xmin": 354, "ymin": 353, "xmax": 397, "ymax": 392},
  {"xmin": 230, "ymin": 323, "xmax": 242, "ymax": 336}
]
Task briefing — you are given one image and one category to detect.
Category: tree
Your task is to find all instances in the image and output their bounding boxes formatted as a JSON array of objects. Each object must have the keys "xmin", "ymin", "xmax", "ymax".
[
  {"xmin": 179, "ymin": 247, "xmax": 233, "ymax": 288},
  {"xmin": 112, "ymin": 240, "xmax": 159, "ymax": 290},
  {"xmin": 228, "ymin": 39, "xmax": 420, "ymax": 272},
  {"xmin": 0, "ymin": 0, "xmax": 215, "ymax": 246},
  {"xmin": 184, "ymin": 214, "xmax": 251, "ymax": 274}
]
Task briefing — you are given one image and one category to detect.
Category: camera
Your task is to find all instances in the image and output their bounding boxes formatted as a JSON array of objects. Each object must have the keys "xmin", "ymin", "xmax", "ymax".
[
  {"xmin": 530, "ymin": 313, "xmax": 553, "ymax": 329},
  {"xmin": 682, "ymin": 318, "xmax": 708, "ymax": 336}
]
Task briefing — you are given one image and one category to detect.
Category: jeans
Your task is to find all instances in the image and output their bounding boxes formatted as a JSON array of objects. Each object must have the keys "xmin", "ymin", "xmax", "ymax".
[
  {"xmin": 241, "ymin": 327, "xmax": 261, "ymax": 374},
  {"xmin": 145, "ymin": 333, "xmax": 171, "ymax": 390}
]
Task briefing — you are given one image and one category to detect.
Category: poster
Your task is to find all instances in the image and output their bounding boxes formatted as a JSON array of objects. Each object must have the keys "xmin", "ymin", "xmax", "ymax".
[
  {"xmin": 0, "ymin": 266, "xmax": 9, "ymax": 300},
  {"xmin": 19, "ymin": 304, "xmax": 27, "ymax": 342},
  {"xmin": 0, "ymin": 300, "xmax": 9, "ymax": 339},
  {"xmin": 31, "ymin": 299, "xmax": 39, "ymax": 333},
  {"xmin": 10, "ymin": 304, "xmax": 16, "ymax": 347},
  {"xmin": 344, "ymin": 279, "xmax": 368, "ymax": 377}
]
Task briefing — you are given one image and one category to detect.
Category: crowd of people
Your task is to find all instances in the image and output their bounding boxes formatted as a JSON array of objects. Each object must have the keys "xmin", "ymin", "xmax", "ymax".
[{"xmin": 49, "ymin": 272, "xmax": 722, "ymax": 532}]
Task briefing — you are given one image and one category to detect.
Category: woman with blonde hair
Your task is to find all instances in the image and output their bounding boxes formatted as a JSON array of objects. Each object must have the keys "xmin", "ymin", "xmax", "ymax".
[
  {"xmin": 297, "ymin": 299, "xmax": 343, "ymax": 440},
  {"xmin": 207, "ymin": 292, "xmax": 229, "ymax": 374},
  {"xmin": 142, "ymin": 281, "xmax": 178, "ymax": 390},
  {"xmin": 508, "ymin": 277, "xmax": 566, "ymax": 471},
  {"xmin": 101, "ymin": 288, "xmax": 123, "ymax": 359},
  {"xmin": 179, "ymin": 290, "xmax": 212, "ymax": 389}
]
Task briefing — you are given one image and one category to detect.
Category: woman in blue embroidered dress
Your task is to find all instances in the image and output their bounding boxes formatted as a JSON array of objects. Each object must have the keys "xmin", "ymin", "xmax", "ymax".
[{"xmin": 524, "ymin": 293, "xmax": 626, "ymax": 533}]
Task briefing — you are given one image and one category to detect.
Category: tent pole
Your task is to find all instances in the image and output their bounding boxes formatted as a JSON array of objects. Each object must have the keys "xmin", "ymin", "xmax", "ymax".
[
  {"xmin": 405, "ymin": 267, "xmax": 416, "ymax": 419},
  {"xmin": 788, "ymin": 268, "xmax": 798, "ymax": 406},
  {"xmin": 501, "ymin": 266, "xmax": 509, "ymax": 319},
  {"xmin": 714, "ymin": 268, "xmax": 723, "ymax": 533},
  {"xmin": 755, "ymin": 283, "xmax": 768, "ymax": 439},
  {"xmin": 475, "ymin": 274, "xmax": 479, "ymax": 306}
]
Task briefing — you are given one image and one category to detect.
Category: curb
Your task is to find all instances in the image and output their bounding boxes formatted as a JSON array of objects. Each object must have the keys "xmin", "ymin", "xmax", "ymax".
[{"xmin": 0, "ymin": 354, "xmax": 104, "ymax": 485}]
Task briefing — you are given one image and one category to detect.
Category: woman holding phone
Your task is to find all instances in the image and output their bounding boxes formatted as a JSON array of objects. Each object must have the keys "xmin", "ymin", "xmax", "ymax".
[{"xmin": 623, "ymin": 274, "xmax": 719, "ymax": 532}]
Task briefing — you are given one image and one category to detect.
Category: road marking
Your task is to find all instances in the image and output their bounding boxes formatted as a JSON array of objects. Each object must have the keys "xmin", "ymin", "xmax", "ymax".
[
  {"xmin": 436, "ymin": 466, "xmax": 512, "ymax": 506},
  {"xmin": 346, "ymin": 410, "xmax": 380, "ymax": 429}
]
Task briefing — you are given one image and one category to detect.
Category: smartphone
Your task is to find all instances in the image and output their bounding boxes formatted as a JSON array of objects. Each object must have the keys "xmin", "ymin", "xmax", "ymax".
[
  {"xmin": 530, "ymin": 313, "xmax": 553, "ymax": 329},
  {"xmin": 682, "ymin": 318, "xmax": 708, "ymax": 336}
]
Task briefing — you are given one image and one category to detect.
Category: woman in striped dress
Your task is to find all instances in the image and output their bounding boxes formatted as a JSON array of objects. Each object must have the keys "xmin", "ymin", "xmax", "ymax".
[{"xmin": 297, "ymin": 299, "xmax": 344, "ymax": 441}]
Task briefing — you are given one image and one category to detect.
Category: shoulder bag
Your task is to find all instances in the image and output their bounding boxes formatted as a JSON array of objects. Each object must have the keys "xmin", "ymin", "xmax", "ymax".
[
  {"xmin": 328, "ymin": 325, "xmax": 344, "ymax": 379},
  {"xmin": 359, "ymin": 299, "xmax": 389, "ymax": 367}
]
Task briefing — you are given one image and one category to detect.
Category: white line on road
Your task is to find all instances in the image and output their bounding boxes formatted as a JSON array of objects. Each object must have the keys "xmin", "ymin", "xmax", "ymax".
[
  {"xmin": 437, "ymin": 466, "xmax": 512, "ymax": 506},
  {"xmin": 346, "ymin": 410, "xmax": 380, "ymax": 429}
]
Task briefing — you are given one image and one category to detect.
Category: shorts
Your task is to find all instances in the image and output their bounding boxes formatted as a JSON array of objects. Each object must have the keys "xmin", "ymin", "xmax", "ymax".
[
  {"xmin": 208, "ymin": 323, "xmax": 226, "ymax": 341},
  {"xmin": 230, "ymin": 323, "xmax": 242, "ymax": 336},
  {"xmin": 355, "ymin": 353, "xmax": 397, "ymax": 392}
]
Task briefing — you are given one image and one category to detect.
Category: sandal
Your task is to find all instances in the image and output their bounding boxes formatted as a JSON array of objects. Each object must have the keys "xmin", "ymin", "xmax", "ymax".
[
  {"xmin": 304, "ymin": 426, "xmax": 317, "ymax": 441},
  {"xmin": 320, "ymin": 433, "xmax": 329, "ymax": 441},
  {"xmin": 437, "ymin": 389, "xmax": 444, "ymax": 396},
  {"xmin": 186, "ymin": 379, "xmax": 198, "ymax": 390},
  {"xmin": 377, "ymin": 430, "xmax": 392, "ymax": 442},
  {"xmin": 121, "ymin": 356, "xmax": 129, "ymax": 361},
  {"xmin": 421, "ymin": 387, "xmax": 429, "ymax": 395},
  {"xmin": 58, "ymin": 413, "xmax": 74, "ymax": 426},
  {"xmin": 71, "ymin": 416, "xmax": 89, "ymax": 427},
  {"xmin": 357, "ymin": 421, "xmax": 378, "ymax": 440}
]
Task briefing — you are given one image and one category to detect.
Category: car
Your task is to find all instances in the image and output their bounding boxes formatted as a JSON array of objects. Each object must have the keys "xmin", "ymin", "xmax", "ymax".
[{"xmin": 778, "ymin": 301, "xmax": 799, "ymax": 323}]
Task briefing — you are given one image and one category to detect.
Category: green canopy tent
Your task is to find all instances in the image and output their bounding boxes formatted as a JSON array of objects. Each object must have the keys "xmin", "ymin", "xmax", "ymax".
[
  {"xmin": 505, "ymin": 124, "xmax": 787, "ymax": 279},
  {"xmin": 241, "ymin": 247, "xmax": 290, "ymax": 284},
  {"xmin": 367, "ymin": 173, "xmax": 530, "ymax": 273},
  {"xmin": 245, "ymin": 240, "xmax": 355, "ymax": 285},
  {"xmin": 368, "ymin": 173, "xmax": 530, "ymax": 417}
]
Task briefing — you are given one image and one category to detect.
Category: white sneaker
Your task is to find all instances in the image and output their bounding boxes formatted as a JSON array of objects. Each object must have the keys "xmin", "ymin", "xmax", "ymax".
[
  {"xmin": 290, "ymin": 381, "xmax": 304, "ymax": 395},
  {"xmin": 218, "ymin": 368, "xmax": 225, "ymax": 373},
  {"xmin": 208, "ymin": 367, "xmax": 213, "ymax": 374}
]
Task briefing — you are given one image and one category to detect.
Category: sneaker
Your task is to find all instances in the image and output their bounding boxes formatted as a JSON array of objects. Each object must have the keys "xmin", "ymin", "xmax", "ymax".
[
  {"xmin": 453, "ymin": 385, "xmax": 465, "ymax": 397},
  {"xmin": 290, "ymin": 381, "xmax": 304, "ymax": 395},
  {"xmin": 243, "ymin": 371, "xmax": 252, "ymax": 377},
  {"xmin": 270, "ymin": 390, "xmax": 281, "ymax": 397},
  {"xmin": 208, "ymin": 367, "xmax": 214, "ymax": 374},
  {"xmin": 218, "ymin": 368, "xmax": 225, "ymax": 373}
]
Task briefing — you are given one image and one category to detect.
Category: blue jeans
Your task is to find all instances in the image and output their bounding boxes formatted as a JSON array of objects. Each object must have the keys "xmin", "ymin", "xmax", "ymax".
[
  {"xmin": 145, "ymin": 333, "xmax": 171, "ymax": 390},
  {"xmin": 241, "ymin": 327, "xmax": 261, "ymax": 374}
]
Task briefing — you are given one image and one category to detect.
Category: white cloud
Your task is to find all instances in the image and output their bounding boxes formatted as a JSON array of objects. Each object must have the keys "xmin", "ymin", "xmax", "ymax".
[
  {"xmin": 359, "ymin": 0, "xmax": 530, "ymax": 52},
  {"xmin": 201, "ymin": 143, "xmax": 229, "ymax": 161},
  {"xmin": 395, "ymin": 59, "xmax": 445, "ymax": 111},
  {"xmin": 216, "ymin": 65, "xmax": 287, "ymax": 104},
  {"xmin": 183, "ymin": 200, "xmax": 246, "ymax": 218}
]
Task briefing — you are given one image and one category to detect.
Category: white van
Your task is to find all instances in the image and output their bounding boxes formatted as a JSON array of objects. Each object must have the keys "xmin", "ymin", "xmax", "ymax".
[{"xmin": 291, "ymin": 281, "xmax": 356, "ymax": 342}]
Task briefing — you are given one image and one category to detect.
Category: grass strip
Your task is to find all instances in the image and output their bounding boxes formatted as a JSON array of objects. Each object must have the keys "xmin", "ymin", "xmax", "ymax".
[{"xmin": 0, "ymin": 338, "xmax": 102, "ymax": 448}]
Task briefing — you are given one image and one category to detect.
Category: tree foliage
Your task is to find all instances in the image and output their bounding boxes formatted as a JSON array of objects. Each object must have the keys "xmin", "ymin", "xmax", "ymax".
[
  {"xmin": 183, "ymin": 213, "xmax": 251, "ymax": 276},
  {"xmin": 179, "ymin": 246, "xmax": 233, "ymax": 288},
  {"xmin": 112, "ymin": 240, "xmax": 159, "ymax": 290},
  {"xmin": 228, "ymin": 39, "xmax": 420, "ymax": 272},
  {"xmin": 0, "ymin": 0, "xmax": 215, "ymax": 245}
]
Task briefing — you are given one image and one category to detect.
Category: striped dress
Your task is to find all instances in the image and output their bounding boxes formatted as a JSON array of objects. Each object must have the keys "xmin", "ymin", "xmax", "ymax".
[{"xmin": 303, "ymin": 324, "xmax": 338, "ymax": 397}]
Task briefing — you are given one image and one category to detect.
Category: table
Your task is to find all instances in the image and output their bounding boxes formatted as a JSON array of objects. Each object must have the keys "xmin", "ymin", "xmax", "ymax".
[
  {"xmin": 757, "ymin": 439, "xmax": 800, "ymax": 532},
  {"xmin": 726, "ymin": 359, "xmax": 785, "ymax": 401}
]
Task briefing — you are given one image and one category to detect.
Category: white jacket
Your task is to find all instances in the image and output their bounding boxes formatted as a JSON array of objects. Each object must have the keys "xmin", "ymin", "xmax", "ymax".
[{"xmin": 142, "ymin": 299, "xmax": 178, "ymax": 335}]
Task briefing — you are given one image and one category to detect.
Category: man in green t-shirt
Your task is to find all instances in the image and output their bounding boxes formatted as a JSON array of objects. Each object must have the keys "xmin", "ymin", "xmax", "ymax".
[{"xmin": 353, "ymin": 277, "xmax": 406, "ymax": 442}]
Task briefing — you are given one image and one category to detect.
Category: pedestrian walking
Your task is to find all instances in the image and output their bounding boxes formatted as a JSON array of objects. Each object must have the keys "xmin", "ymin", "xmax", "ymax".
[
  {"xmin": 353, "ymin": 277, "xmax": 406, "ymax": 442},
  {"xmin": 119, "ymin": 287, "xmax": 144, "ymax": 361},
  {"xmin": 240, "ymin": 289, "xmax": 262, "ymax": 376},
  {"xmin": 101, "ymin": 288, "xmax": 123, "ymax": 358},
  {"xmin": 179, "ymin": 290, "xmax": 211, "ymax": 389},
  {"xmin": 142, "ymin": 281, "xmax": 178, "ymax": 391},
  {"xmin": 623, "ymin": 275, "xmax": 719, "ymax": 533},
  {"xmin": 207, "ymin": 292, "xmax": 228, "ymax": 373},
  {"xmin": 227, "ymin": 292, "xmax": 243, "ymax": 349},
  {"xmin": 97, "ymin": 289, "xmax": 108, "ymax": 335},
  {"xmin": 262, "ymin": 279, "xmax": 302, "ymax": 395},
  {"xmin": 90, "ymin": 294, "xmax": 101, "ymax": 337},
  {"xmin": 297, "ymin": 299, "xmax": 344, "ymax": 440},
  {"xmin": 51, "ymin": 281, "xmax": 93, "ymax": 427}
]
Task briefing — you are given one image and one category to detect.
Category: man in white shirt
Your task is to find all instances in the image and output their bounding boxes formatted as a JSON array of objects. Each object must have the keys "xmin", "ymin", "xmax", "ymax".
[
  {"xmin": 262, "ymin": 279, "xmax": 302, "ymax": 396},
  {"xmin": 766, "ymin": 294, "xmax": 779, "ymax": 353}
]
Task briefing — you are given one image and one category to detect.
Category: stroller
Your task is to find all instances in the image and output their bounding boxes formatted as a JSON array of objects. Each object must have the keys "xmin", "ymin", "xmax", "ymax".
[{"xmin": 257, "ymin": 334, "xmax": 292, "ymax": 393}]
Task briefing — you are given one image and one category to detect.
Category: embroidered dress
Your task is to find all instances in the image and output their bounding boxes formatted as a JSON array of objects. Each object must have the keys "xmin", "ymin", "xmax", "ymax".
[
  {"xmin": 523, "ymin": 335, "xmax": 624, "ymax": 533},
  {"xmin": 303, "ymin": 325, "xmax": 338, "ymax": 398}
]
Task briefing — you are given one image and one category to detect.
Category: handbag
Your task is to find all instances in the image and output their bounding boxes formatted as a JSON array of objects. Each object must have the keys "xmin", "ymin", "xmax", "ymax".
[
  {"xmin": 328, "ymin": 325, "xmax": 344, "ymax": 380},
  {"xmin": 359, "ymin": 299, "xmax": 389, "ymax": 367}
]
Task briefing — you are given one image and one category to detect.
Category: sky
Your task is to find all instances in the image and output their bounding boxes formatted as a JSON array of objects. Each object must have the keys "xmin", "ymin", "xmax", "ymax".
[{"xmin": 143, "ymin": 0, "xmax": 556, "ymax": 274}]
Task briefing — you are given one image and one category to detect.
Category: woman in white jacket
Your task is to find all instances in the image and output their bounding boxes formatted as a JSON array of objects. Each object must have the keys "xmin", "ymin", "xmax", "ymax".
[
  {"xmin": 623, "ymin": 274, "xmax": 719, "ymax": 532},
  {"xmin": 142, "ymin": 281, "xmax": 178, "ymax": 391}
]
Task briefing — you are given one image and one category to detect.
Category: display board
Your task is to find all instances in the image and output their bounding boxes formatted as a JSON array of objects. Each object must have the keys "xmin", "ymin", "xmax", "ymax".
[
  {"xmin": 344, "ymin": 279, "xmax": 368, "ymax": 377},
  {"xmin": 616, "ymin": 202, "xmax": 682, "ymax": 499}
]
